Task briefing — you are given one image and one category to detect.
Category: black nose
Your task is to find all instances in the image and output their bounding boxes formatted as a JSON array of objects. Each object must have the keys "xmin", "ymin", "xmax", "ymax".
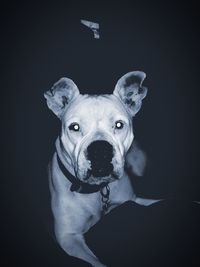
[{"xmin": 87, "ymin": 140, "xmax": 113, "ymax": 177}]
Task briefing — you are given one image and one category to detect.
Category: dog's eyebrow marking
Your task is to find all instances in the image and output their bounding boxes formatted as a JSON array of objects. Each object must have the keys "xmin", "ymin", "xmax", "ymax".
[{"xmin": 80, "ymin": 19, "xmax": 100, "ymax": 39}]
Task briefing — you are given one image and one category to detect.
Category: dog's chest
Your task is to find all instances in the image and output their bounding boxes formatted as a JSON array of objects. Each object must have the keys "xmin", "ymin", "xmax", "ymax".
[{"xmin": 72, "ymin": 192, "xmax": 103, "ymax": 230}]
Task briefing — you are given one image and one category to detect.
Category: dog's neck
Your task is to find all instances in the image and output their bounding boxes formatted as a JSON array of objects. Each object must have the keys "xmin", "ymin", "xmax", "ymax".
[
  {"xmin": 55, "ymin": 137, "xmax": 75, "ymax": 175},
  {"xmin": 56, "ymin": 153, "xmax": 108, "ymax": 193}
]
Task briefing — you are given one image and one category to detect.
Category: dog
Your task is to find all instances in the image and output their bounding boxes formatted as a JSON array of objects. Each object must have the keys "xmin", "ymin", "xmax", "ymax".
[{"xmin": 44, "ymin": 71, "xmax": 161, "ymax": 267}]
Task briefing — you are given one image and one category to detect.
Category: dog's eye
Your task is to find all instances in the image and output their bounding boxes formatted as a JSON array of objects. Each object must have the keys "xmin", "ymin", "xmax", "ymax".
[
  {"xmin": 69, "ymin": 123, "xmax": 80, "ymax": 132},
  {"xmin": 115, "ymin": 121, "xmax": 124, "ymax": 130}
]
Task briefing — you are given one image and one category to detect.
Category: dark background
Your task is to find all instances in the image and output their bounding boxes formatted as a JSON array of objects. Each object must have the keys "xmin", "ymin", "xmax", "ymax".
[{"xmin": 1, "ymin": 1, "xmax": 200, "ymax": 266}]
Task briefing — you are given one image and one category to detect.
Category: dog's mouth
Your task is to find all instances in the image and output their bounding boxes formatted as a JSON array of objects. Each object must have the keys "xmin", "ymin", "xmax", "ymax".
[
  {"xmin": 76, "ymin": 139, "xmax": 124, "ymax": 184},
  {"xmin": 82, "ymin": 159, "xmax": 118, "ymax": 185},
  {"xmin": 88, "ymin": 156, "xmax": 114, "ymax": 177},
  {"xmin": 84, "ymin": 170, "xmax": 117, "ymax": 185},
  {"xmin": 83, "ymin": 140, "xmax": 117, "ymax": 184}
]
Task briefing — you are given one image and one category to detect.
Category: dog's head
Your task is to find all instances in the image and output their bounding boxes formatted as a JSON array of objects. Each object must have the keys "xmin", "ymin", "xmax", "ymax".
[{"xmin": 44, "ymin": 71, "xmax": 147, "ymax": 184}]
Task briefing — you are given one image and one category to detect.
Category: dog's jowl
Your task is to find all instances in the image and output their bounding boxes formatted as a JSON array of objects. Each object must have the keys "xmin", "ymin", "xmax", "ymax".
[{"xmin": 44, "ymin": 71, "xmax": 160, "ymax": 267}]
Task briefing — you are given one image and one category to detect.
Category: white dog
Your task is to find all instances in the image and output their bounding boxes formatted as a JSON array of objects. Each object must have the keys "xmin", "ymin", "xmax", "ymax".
[{"xmin": 44, "ymin": 71, "xmax": 160, "ymax": 267}]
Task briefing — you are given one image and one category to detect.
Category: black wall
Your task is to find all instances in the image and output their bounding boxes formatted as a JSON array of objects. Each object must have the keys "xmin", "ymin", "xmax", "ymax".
[{"xmin": 2, "ymin": 1, "xmax": 200, "ymax": 266}]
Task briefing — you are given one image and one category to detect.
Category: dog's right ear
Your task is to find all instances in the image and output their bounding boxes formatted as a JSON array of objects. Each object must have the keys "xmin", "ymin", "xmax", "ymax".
[{"xmin": 44, "ymin": 77, "xmax": 80, "ymax": 119}]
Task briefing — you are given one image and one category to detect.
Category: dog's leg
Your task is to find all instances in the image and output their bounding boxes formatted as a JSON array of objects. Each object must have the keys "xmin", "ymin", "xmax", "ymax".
[
  {"xmin": 125, "ymin": 141, "xmax": 146, "ymax": 177},
  {"xmin": 56, "ymin": 232, "xmax": 107, "ymax": 267},
  {"xmin": 134, "ymin": 197, "xmax": 163, "ymax": 206}
]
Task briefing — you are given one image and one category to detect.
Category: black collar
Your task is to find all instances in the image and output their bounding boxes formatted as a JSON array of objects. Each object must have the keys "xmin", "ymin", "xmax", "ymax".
[{"xmin": 57, "ymin": 154, "xmax": 108, "ymax": 194}]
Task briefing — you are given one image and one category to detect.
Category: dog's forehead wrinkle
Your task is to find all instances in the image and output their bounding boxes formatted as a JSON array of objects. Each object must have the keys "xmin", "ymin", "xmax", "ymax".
[{"xmin": 64, "ymin": 94, "xmax": 128, "ymax": 122}]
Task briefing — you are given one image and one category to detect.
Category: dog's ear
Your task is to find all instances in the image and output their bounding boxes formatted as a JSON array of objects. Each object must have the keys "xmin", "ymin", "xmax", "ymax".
[
  {"xmin": 113, "ymin": 71, "xmax": 147, "ymax": 116},
  {"xmin": 44, "ymin": 77, "xmax": 80, "ymax": 119}
]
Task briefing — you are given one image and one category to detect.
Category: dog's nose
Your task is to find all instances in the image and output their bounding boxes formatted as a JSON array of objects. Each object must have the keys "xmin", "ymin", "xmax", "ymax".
[
  {"xmin": 87, "ymin": 140, "xmax": 113, "ymax": 161},
  {"xmin": 87, "ymin": 140, "xmax": 114, "ymax": 177}
]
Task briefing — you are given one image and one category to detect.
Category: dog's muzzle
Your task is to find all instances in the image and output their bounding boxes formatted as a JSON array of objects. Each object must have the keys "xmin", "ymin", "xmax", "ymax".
[{"xmin": 86, "ymin": 140, "xmax": 114, "ymax": 177}]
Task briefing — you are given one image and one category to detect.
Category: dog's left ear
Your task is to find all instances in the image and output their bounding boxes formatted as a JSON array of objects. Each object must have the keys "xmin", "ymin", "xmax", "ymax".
[
  {"xmin": 44, "ymin": 77, "xmax": 80, "ymax": 119},
  {"xmin": 113, "ymin": 71, "xmax": 147, "ymax": 116}
]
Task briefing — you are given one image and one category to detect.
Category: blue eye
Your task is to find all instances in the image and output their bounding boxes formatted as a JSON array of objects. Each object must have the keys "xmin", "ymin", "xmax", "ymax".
[
  {"xmin": 115, "ymin": 121, "xmax": 124, "ymax": 129},
  {"xmin": 69, "ymin": 123, "xmax": 80, "ymax": 132}
]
